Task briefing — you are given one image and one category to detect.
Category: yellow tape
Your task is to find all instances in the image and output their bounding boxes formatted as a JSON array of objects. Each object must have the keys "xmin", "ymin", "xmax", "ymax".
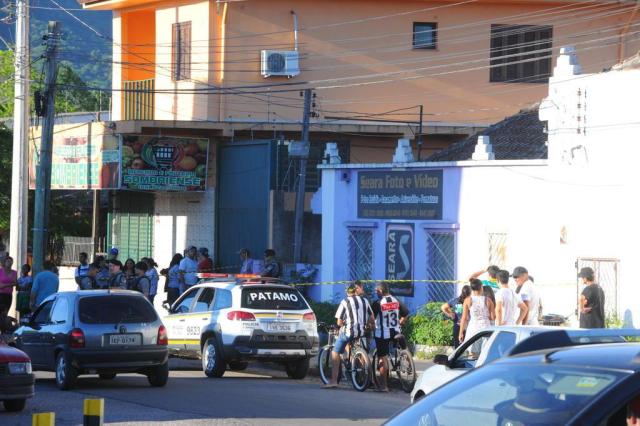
[
  {"xmin": 32, "ymin": 412, "xmax": 55, "ymax": 426},
  {"xmin": 293, "ymin": 279, "xmax": 465, "ymax": 286},
  {"xmin": 83, "ymin": 398, "xmax": 104, "ymax": 417}
]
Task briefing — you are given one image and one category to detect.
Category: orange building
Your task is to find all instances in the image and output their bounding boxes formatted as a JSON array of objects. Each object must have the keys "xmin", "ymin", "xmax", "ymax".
[{"xmin": 77, "ymin": 0, "xmax": 640, "ymax": 271}]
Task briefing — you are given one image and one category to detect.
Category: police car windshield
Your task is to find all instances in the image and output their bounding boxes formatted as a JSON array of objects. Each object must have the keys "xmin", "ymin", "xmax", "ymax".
[{"xmin": 241, "ymin": 287, "xmax": 308, "ymax": 311}]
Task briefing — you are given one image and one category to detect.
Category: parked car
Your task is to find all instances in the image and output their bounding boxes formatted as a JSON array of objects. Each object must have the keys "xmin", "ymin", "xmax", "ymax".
[
  {"xmin": 0, "ymin": 341, "xmax": 34, "ymax": 412},
  {"xmin": 162, "ymin": 274, "xmax": 319, "ymax": 379},
  {"xmin": 411, "ymin": 326, "xmax": 633, "ymax": 403},
  {"xmin": 13, "ymin": 290, "xmax": 169, "ymax": 390},
  {"xmin": 388, "ymin": 343, "xmax": 640, "ymax": 425}
]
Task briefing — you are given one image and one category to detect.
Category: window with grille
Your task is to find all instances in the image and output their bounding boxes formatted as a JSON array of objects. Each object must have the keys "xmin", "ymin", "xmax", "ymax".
[
  {"xmin": 413, "ymin": 22, "xmax": 437, "ymax": 49},
  {"xmin": 426, "ymin": 230, "xmax": 455, "ymax": 302},
  {"xmin": 348, "ymin": 228, "xmax": 373, "ymax": 282},
  {"xmin": 488, "ymin": 232, "xmax": 508, "ymax": 267},
  {"xmin": 172, "ymin": 22, "xmax": 191, "ymax": 81},
  {"xmin": 490, "ymin": 24, "xmax": 552, "ymax": 83}
]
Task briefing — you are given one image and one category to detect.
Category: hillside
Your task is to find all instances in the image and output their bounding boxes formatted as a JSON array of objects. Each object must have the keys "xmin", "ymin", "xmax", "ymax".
[{"xmin": 0, "ymin": 0, "xmax": 112, "ymax": 86}]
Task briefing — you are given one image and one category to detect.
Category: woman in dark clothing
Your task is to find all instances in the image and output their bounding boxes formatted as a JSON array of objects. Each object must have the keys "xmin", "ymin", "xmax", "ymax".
[{"xmin": 441, "ymin": 285, "xmax": 471, "ymax": 348}]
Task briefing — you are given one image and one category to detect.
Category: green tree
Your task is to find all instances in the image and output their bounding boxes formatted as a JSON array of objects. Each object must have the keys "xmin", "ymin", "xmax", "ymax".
[{"xmin": 0, "ymin": 126, "xmax": 11, "ymax": 237}]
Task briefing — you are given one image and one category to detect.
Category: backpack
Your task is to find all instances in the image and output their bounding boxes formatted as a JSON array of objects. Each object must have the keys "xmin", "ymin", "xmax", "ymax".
[{"xmin": 131, "ymin": 276, "xmax": 151, "ymax": 294}]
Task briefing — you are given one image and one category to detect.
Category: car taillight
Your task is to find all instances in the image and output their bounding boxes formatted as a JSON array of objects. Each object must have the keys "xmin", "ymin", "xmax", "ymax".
[
  {"xmin": 69, "ymin": 328, "xmax": 85, "ymax": 348},
  {"xmin": 303, "ymin": 312, "xmax": 316, "ymax": 322},
  {"xmin": 157, "ymin": 325, "xmax": 168, "ymax": 346},
  {"xmin": 227, "ymin": 311, "xmax": 256, "ymax": 321}
]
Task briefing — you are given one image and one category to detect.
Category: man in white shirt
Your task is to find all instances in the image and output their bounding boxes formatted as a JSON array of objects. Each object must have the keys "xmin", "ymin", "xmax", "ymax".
[
  {"xmin": 495, "ymin": 270, "xmax": 528, "ymax": 325},
  {"xmin": 179, "ymin": 246, "xmax": 199, "ymax": 294},
  {"xmin": 512, "ymin": 266, "xmax": 541, "ymax": 325}
]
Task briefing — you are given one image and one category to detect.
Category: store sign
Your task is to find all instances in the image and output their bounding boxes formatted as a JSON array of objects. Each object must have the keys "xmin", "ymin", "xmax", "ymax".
[
  {"xmin": 121, "ymin": 135, "xmax": 209, "ymax": 191},
  {"xmin": 386, "ymin": 223, "xmax": 414, "ymax": 297},
  {"xmin": 358, "ymin": 170, "xmax": 443, "ymax": 220},
  {"xmin": 29, "ymin": 129, "xmax": 120, "ymax": 190}
]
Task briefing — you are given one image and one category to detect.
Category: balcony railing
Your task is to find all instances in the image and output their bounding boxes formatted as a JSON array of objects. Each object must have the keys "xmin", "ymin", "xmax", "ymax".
[{"xmin": 123, "ymin": 78, "xmax": 154, "ymax": 120}]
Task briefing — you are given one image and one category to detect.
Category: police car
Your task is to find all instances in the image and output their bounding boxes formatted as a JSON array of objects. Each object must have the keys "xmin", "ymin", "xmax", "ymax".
[{"xmin": 161, "ymin": 274, "xmax": 318, "ymax": 379}]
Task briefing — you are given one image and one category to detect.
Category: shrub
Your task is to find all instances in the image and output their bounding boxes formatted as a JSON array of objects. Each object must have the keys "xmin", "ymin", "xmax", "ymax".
[
  {"xmin": 308, "ymin": 301, "xmax": 339, "ymax": 326},
  {"xmin": 403, "ymin": 302, "xmax": 453, "ymax": 347}
]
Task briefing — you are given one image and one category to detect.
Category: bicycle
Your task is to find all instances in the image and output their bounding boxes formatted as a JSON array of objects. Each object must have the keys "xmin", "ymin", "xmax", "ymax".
[
  {"xmin": 317, "ymin": 322, "xmax": 372, "ymax": 392},
  {"xmin": 371, "ymin": 333, "xmax": 417, "ymax": 393}
]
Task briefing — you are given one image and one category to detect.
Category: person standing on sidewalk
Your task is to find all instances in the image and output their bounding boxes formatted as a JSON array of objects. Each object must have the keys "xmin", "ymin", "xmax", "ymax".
[
  {"xmin": 512, "ymin": 266, "xmax": 541, "ymax": 325},
  {"xmin": 74, "ymin": 252, "xmax": 90, "ymax": 286},
  {"xmin": 441, "ymin": 285, "xmax": 471, "ymax": 348},
  {"xmin": 163, "ymin": 254, "xmax": 183, "ymax": 305},
  {"xmin": 239, "ymin": 249, "xmax": 255, "ymax": 274},
  {"xmin": 494, "ymin": 270, "xmax": 528, "ymax": 326},
  {"xmin": 179, "ymin": 246, "xmax": 199, "ymax": 294},
  {"xmin": 108, "ymin": 260, "xmax": 127, "ymax": 289},
  {"xmin": 30, "ymin": 261, "xmax": 59, "ymax": 311},
  {"xmin": 373, "ymin": 282, "xmax": 409, "ymax": 392},
  {"xmin": 0, "ymin": 256, "xmax": 17, "ymax": 332},
  {"xmin": 459, "ymin": 279, "xmax": 495, "ymax": 356},
  {"xmin": 578, "ymin": 267, "xmax": 606, "ymax": 329}
]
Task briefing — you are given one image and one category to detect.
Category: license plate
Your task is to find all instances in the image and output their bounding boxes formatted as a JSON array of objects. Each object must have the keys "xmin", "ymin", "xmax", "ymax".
[
  {"xmin": 107, "ymin": 334, "xmax": 142, "ymax": 346},
  {"xmin": 264, "ymin": 322, "xmax": 294, "ymax": 333}
]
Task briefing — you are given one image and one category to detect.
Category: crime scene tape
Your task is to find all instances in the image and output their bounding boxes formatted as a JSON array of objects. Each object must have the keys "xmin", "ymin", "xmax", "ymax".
[{"xmin": 292, "ymin": 279, "xmax": 465, "ymax": 286}]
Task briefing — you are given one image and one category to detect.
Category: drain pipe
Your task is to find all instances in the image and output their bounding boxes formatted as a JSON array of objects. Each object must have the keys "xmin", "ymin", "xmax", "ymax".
[{"xmin": 291, "ymin": 10, "xmax": 298, "ymax": 51}]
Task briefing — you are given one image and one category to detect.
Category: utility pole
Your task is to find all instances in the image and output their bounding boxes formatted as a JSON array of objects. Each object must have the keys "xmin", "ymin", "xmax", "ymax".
[
  {"xmin": 416, "ymin": 104, "xmax": 424, "ymax": 161},
  {"xmin": 9, "ymin": 0, "xmax": 30, "ymax": 272},
  {"xmin": 32, "ymin": 21, "xmax": 61, "ymax": 275},
  {"xmin": 293, "ymin": 88, "xmax": 312, "ymax": 264}
]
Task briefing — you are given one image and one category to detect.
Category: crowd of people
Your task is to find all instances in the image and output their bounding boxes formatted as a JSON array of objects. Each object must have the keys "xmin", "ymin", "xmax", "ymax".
[{"xmin": 442, "ymin": 264, "xmax": 606, "ymax": 349}]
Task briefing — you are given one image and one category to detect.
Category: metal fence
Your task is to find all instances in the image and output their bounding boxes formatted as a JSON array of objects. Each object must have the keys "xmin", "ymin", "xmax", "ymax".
[
  {"xmin": 425, "ymin": 230, "xmax": 456, "ymax": 303},
  {"xmin": 576, "ymin": 257, "xmax": 619, "ymax": 318}
]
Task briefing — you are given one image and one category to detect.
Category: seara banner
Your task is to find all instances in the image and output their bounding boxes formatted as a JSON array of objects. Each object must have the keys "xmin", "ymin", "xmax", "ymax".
[
  {"xmin": 357, "ymin": 170, "xmax": 443, "ymax": 220},
  {"xmin": 29, "ymin": 124, "xmax": 120, "ymax": 190},
  {"xmin": 120, "ymin": 135, "xmax": 209, "ymax": 191},
  {"xmin": 386, "ymin": 223, "xmax": 414, "ymax": 297}
]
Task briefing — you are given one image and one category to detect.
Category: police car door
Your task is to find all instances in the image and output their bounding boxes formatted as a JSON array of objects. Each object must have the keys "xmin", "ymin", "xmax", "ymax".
[
  {"xmin": 164, "ymin": 287, "xmax": 199, "ymax": 351},
  {"xmin": 185, "ymin": 287, "xmax": 215, "ymax": 351}
]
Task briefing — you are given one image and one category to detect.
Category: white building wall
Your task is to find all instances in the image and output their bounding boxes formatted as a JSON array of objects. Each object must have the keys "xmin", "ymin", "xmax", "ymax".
[{"xmin": 153, "ymin": 189, "xmax": 215, "ymax": 271}]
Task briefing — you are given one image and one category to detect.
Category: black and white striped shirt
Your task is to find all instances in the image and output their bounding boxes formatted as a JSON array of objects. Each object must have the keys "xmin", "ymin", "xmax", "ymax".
[
  {"xmin": 373, "ymin": 295, "xmax": 409, "ymax": 339},
  {"xmin": 335, "ymin": 295, "xmax": 373, "ymax": 339}
]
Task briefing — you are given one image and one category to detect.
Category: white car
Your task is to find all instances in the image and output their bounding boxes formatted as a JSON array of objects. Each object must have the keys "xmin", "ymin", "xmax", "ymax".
[
  {"xmin": 411, "ymin": 326, "xmax": 563, "ymax": 403},
  {"xmin": 410, "ymin": 325, "xmax": 632, "ymax": 403},
  {"xmin": 162, "ymin": 274, "xmax": 319, "ymax": 379}
]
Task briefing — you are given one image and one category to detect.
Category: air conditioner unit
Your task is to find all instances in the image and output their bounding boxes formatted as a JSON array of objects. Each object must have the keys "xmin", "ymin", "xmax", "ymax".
[{"xmin": 261, "ymin": 50, "xmax": 300, "ymax": 78}]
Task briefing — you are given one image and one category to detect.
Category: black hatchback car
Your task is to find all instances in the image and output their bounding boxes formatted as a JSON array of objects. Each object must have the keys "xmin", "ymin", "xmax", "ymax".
[
  {"xmin": 387, "ymin": 343, "xmax": 640, "ymax": 426},
  {"xmin": 13, "ymin": 290, "xmax": 169, "ymax": 390}
]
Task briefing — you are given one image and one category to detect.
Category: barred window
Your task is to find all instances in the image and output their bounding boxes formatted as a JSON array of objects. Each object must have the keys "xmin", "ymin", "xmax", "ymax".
[
  {"xmin": 426, "ymin": 230, "xmax": 456, "ymax": 302},
  {"xmin": 348, "ymin": 228, "xmax": 373, "ymax": 282},
  {"xmin": 490, "ymin": 24, "xmax": 552, "ymax": 83},
  {"xmin": 172, "ymin": 22, "xmax": 191, "ymax": 81},
  {"xmin": 413, "ymin": 22, "xmax": 437, "ymax": 49}
]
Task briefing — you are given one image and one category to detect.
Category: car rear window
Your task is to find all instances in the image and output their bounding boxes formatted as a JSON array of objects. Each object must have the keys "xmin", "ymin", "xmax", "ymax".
[
  {"xmin": 79, "ymin": 296, "xmax": 158, "ymax": 324},
  {"xmin": 241, "ymin": 287, "xmax": 308, "ymax": 310}
]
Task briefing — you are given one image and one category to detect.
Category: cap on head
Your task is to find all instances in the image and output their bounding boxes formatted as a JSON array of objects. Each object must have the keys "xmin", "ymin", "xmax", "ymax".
[
  {"xmin": 512, "ymin": 266, "xmax": 528, "ymax": 278},
  {"xmin": 578, "ymin": 267, "xmax": 595, "ymax": 281},
  {"xmin": 109, "ymin": 247, "xmax": 119, "ymax": 256}
]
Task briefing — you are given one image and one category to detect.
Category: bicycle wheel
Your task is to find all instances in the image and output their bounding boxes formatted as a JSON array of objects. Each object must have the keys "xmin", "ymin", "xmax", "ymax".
[
  {"xmin": 318, "ymin": 345, "xmax": 341, "ymax": 385},
  {"xmin": 396, "ymin": 349, "xmax": 417, "ymax": 393},
  {"xmin": 350, "ymin": 347, "xmax": 371, "ymax": 392}
]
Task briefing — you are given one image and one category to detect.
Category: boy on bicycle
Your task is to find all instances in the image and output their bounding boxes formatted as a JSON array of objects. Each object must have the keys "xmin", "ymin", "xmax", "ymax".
[
  {"xmin": 373, "ymin": 282, "xmax": 409, "ymax": 392},
  {"xmin": 324, "ymin": 284, "xmax": 374, "ymax": 389}
]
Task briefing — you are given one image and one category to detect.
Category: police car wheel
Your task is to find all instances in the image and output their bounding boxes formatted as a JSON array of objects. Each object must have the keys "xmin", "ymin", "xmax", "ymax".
[
  {"xmin": 284, "ymin": 357, "xmax": 310, "ymax": 380},
  {"xmin": 202, "ymin": 338, "xmax": 226, "ymax": 378},
  {"xmin": 228, "ymin": 361, "xmax": 248, "ymax": 371}
]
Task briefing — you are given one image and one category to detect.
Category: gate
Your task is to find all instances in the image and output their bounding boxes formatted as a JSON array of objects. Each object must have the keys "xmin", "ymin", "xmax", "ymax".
[
  {"xmin": 107, "ymin": 191, "xmax": 154, "ymax": 261},
  {"xmin": 575, "ymin": 258, "xmax": 619, "ymax": 318},
  {"xmin": 217, "ymin": 140, "xmax": 275, "ymax": 271}
]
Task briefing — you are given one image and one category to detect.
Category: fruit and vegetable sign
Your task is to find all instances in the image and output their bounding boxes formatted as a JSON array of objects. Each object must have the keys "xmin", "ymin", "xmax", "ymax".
[
  {"xmin": 120, "ymin": 135, "xmax": 209, "ymax": 191},
  {"xmin": 28, "ymin": 125, "xmax": 121, "ymax": 190}
]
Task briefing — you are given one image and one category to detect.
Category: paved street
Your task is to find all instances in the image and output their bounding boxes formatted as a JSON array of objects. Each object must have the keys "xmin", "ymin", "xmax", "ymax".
[{"xmin": 0, "ymin": 359, "xmax": 424, "ymax": 425}]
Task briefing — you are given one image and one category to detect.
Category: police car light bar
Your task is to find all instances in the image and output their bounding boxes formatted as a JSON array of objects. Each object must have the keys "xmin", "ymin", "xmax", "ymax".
[
  {"xmin": 236, "ymin": 274, "xmax": 260, "ymax": 279},
  {"xmin": 198, "ymin": 273, "xmax": 230, "ymax": 279}
]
